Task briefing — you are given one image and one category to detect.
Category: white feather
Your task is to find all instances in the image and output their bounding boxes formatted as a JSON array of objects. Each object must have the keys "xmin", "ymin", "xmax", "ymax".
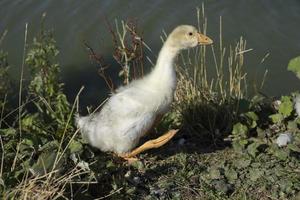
[{"xmin": 76, "ymin": 25, "xmax": 211, "ymax": 154}]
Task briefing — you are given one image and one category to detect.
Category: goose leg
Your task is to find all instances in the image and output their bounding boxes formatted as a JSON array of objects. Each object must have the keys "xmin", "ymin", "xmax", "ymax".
[{"xmin": 119, "ymin": 129, "xmax": 178, "ymax": 160}]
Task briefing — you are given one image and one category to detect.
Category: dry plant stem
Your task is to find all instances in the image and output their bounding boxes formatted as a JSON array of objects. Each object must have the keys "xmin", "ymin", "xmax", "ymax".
[
  {"xmin": 126, "ymin": 22, "xmax": 145, "ymax": 78},
  {"xmin": 53, "ymin": 88, "xmax": 109, "ymax": 173},
  {"xmin": 11, "ymin": 23, "xmax": 28, "ymax": 172},
  {"xmin": 18, "ymin": 23, "xmax": 28, "ymax": 137},
  {"xmin": 84, "ymin": 43, "xmax": 115, "ymax": 92},
  {"xmin": 8, "ymin": 165, "xmax": 90, "ymax": 200},
  {"xmin": 52, "ymin": 86, "xmax": 85, "ymax": 173},
  {"xmin": 117, "ymin": 20, "xmax": 130, "ymax": 85},
  {"xmin": 87, "ymin": 19, "xmax": 146, "ymax": 92},
  {"xmin": 260, "ymin": 69, "xmax": 268, "ymax": 90},
  {"xmin": 0, "ymin": 94, "xmax": 7, "ymax": 128},
  {"xmin": 119, "ymin": 129, "xmax": 178, "ymax": 159},
  {"xmin": 95, "ymin": 187, "xmax": 124, "ymax": 200},
  {"xmin": 0, "ymin": 29, "xmax": 8, "ymax": 45},
  {"xmin": 0, "ymin": 135, "xmax": 4, "ymax": 177},
  {"xmin": 1, "ymin": 97, "xmax": 39, "ymax": 123},
  {"xmin": 0, "ymin": 95, "xmax": 6, "ymax": 175}
]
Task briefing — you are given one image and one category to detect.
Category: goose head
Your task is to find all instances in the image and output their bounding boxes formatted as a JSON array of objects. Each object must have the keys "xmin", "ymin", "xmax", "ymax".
[{"xmin": 166, "ymin": 25, "xmax": 213, "ymax": 50}]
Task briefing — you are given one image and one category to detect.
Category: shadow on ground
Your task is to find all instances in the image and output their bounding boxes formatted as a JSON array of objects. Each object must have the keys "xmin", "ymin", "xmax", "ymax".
[{"xmin": 142, "ymin": 100, "xmax": 237, "ymax": 159}]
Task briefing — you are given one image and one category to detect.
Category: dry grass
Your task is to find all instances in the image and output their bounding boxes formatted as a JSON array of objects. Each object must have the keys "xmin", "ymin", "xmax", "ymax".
[
  {"xmin": 170, "ymin": 5, "xmax": 268, "ymax": 146},
  {"xmin": 176, "ymin": 6, "xmax": 250, "ymax": 105},
  {"xmin": 4, "ymin": 166, "xmax": 90, "ymax": 200}
]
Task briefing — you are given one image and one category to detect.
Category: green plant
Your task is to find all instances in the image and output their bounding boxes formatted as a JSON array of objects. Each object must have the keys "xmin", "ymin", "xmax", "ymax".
[
  {"xmin": 227, "ymin": 93, "xmax": 300, "ymax": 198},
  {"xmin": 25, "ymin": 27, "xmax": 71, "ymax": 138},
  {"xmin": 0, "ymin": 21, "xmax": 91, "ymax": 199},
  {"xmin": 288, "ymin": 56, "xmax": 300, "ymax": 79}
]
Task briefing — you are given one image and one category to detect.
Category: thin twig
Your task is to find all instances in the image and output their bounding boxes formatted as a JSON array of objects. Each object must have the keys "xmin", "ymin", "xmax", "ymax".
[
  {"xmin": 95, "ymin": 187, "xmax": 123, "ymax": 200},
  {"xmin": 0, "ymin": 94, "xmax": 7, "ymax": 128},
  {"xmin": 52, "ymin": 86, "xmax": 85, "ymax": 173},
  {"xmin": 0, "ymin": 135, "xmax": 4, "ymax": 177},
  {"xmin": 0, "ymin": 30, "xmax": 8, "ymax": 45},
  {"xmin": 84, "ymin": 42, "xmax": 115, "ymax": 92}
]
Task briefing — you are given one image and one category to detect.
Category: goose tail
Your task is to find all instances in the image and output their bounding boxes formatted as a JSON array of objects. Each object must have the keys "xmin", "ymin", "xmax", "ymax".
[{"xmin": 75, "ymin": 114, "xmax": 91, "ymax": 141}]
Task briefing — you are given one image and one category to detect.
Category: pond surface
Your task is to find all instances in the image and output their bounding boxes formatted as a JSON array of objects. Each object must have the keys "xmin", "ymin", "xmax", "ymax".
[{"xmin": 1, "ymin": 0, "xmax": 300, "ymax": 104}]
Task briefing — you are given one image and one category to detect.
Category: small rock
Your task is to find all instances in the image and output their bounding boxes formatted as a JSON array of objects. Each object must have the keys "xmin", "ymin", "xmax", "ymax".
[
  {"xmin": 273, "ymin": 100, "xmax": 282, "ymax": 110},
  {"xmin": 178, "ymin": 138, "xmax": 185, "ymax": 146},
  {"xmin": 215, "ymin": 129, "xmax": 220, "ymax": 136},
  {"xmin": 133, "ymin": 176, "xmax": 141, "ymax": 184},
  {"xmin": 77, "ymin": 161, "xmax": 90, "ymax": 171},
  {"xmin": 70, "ymin": 153, "xmax": 78, "ymax": 163},
  {"xmin": 211, "ymin": 179, "xmax": 233, "ymax": 194},
  {"xmin": 124, "ymin": 170, "xmax": 131, "ymax": 178},
  {"xmin": 276, "ymin": 133, "xmax": 293, "ymax": 147},
  {"xmin": 294, "ymin": 95, "xmax": 300, "ymax": 116},
  {"xmin": 150, "ymin": 187, "xmax": 165, "ymax": 197}
]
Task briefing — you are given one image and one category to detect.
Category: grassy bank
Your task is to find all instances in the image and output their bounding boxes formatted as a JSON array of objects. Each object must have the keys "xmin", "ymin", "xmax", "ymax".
[{"xmin": 0, "ymin": 11, "xmax": 300, "ymax": 200}]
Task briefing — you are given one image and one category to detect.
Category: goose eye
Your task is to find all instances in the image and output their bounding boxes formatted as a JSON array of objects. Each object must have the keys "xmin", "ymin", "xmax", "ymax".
[{"xmin": 188, "ymin": 32, "xmax": 193, "ymax": 36}]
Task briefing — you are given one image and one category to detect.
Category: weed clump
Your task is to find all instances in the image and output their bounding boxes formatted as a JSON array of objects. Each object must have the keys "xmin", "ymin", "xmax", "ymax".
[
  {"xmin": 25, "ymin": 28, "xmax": 71, "ymax": 137},
  {"xmin": 0, "ymin": 22, "xmax": 93, "ymax": 199}
]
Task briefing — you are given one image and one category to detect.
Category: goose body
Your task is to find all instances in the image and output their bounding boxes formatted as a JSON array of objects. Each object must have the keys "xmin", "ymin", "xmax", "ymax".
[{"xmin": 76, "ymin": 25, "xmax": 212, "ymax": 154}]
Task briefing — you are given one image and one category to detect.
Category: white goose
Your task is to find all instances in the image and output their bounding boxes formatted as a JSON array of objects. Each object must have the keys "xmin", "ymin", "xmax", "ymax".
[{"xmin": 76, "ymin": 25, "xmax": 213, "ymax": 159}]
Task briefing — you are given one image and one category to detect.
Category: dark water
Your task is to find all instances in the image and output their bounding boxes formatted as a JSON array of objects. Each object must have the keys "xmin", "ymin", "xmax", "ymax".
[{"xmin": 1, "ymin": 0, "xmax": 300, "ymax": 105}]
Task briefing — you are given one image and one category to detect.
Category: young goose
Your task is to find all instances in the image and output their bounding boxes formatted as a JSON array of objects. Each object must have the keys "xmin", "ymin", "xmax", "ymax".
[{"xmin": 77, "ymin": 25, "xmax": 213, "ymax": 159}]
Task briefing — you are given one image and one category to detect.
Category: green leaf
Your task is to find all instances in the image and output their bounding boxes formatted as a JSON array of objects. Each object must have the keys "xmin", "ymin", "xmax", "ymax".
[
  {"xmin": 39, "ymin": 140, "xmax": 59, "ymax": 151},
  {"xmin": 233, "ymin": 139, "xmax": 249, "ymax": 152},
  {"xmin": 247, "ymin": 142, "xmax": 261, "ymax": 157},
  {"xmin": 68, "ymin": 140, "xmax": 83, "ymax": 154},
  {"xmin": 209, "ymin": 167, "xmax": 221, "ymax": 179},
  {"xmin": 232, "ymin": 141, "xmax": 243, "ymax": 152},
  {"xmin": 251, "ymin": 95, "xmax": 265, "ymax": 106},
  {"xmin": 0, "ymin": 128, "xmax": 16, "ymax": 136},
  {"xmin": 130, "ymin": 160, "xmax": 144, "ymax": 170},
  {"xmin": 30, "ymin": 151, "xmax": 57, "ymax": 175},
  {"xmin": 287, "ymin": 144, "xmax": 300, "ymax": 153},
  {"xmin": 279, "ymin": 179, "xmax": 294, "ymax": 193},
  {"xmin": 287, "ymin": 120, "xmax": 298, "ymax": 132},
  {"xmin": 234, "ymin": 157, "xmax": 251, "ymax": 169},
  {"xmin": 245, "ymin": 112, "xmax": 258, "ymax": 128},
  {"xmin": 0, "ymin": 177, "xmax": 4, "ymax": 187},
  {"xmin": 224, "ymin": 168, "xmax": 238, "ymax": 183},
  {"xmin": 256, "ymin": 127, "xmax": 266, "ymax": 139},
  {"xmin": 269, "ymin": 113, "xmax": 284, "ymax": 124},
  {"xmin": 232, "ymin": 123, "xmax": 248, "ymax": 138},
  {"xmin": 274, "ymin": 149, "xmax": 289, "ymax": 161},
  {"xmin": 245, "ymin": 111, "xmax": 258, "ymax": 121},
  {"xmin": 279, "ymin": 96, "xmax": 293, "ymax": 118},
  {"xmin": 211, "ymin": 180, "xmax": 231, "ymax": 194},
  {"xmin": 248, "ymin": 168, "xmax": 264, "ymax": 181},
  {"xmin": 287, "ymin": 56, "xmax": 300, "ymax": 79}
]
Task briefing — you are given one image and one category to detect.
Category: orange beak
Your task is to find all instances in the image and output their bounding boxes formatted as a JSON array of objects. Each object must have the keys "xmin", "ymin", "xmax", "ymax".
[{"xmin": 197, "ymin": 33, "xmax": 213, "ymax": 45}]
